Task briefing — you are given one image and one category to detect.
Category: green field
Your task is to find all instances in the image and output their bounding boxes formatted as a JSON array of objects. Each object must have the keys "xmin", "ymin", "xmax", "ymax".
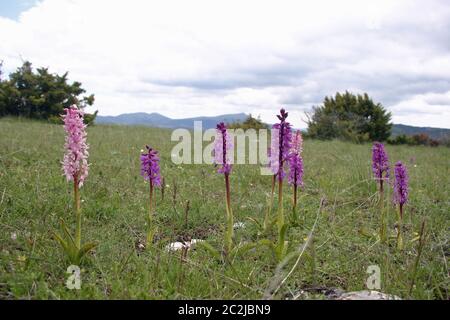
[{"xmin": 0, "ymin": 118, "xmax": 448, "ymax": 299}]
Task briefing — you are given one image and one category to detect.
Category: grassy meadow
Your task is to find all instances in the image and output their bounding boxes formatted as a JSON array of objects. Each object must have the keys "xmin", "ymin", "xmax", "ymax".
[{"xmin": 0, "ymin": 117, "xmax": 448, "ymax": 299}]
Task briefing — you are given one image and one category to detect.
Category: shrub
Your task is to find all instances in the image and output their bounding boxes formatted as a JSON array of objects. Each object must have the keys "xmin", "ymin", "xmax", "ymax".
[
  {"xmin": 306, "ymin": 92, "xmax": 392, "ymax": 142},
  {"xmin": 388, "ymin": 133, "xmax": 440, "ymax": 147},
  {"xmin": 228, "ymin": 114, "xmax": 269, "ymax": 130}
]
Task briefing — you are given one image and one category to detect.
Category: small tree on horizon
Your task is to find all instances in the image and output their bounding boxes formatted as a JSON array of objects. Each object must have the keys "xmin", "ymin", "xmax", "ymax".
[
  {"xmin": 227, "ymin": 114, "xmax": 269, "ymax": 130},
  {"xmin": 306, "ymin": 91, "xmax": 392, "ymax": 142}
]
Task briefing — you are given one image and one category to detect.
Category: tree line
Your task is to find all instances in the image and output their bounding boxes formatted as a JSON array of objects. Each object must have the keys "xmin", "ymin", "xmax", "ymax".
[{"xmin": 0, "ymin": 61, "xmax": 97, "ymax": 125}]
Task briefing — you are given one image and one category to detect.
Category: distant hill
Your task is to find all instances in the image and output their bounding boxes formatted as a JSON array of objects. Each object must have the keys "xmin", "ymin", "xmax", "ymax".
[
  {"xmin": 96, "ymin": 113, "xmax": 450, "ymax": 140},
  {"xmin": 392, "ymin": 124, "xmax": 450, "ymax": 140},
  {"xmin": 96, "ymin": 112, "xmax": 248, "ymax": 129}
]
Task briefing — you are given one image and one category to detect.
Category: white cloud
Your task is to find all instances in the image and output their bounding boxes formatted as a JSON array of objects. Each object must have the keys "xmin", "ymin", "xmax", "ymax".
[
  {"xmin": 0, "ymin": 0, "xmax": 450, "ymax": 128},
  {"xmin": 391, "ymin": 91, "xmax": 450, "ymax": 128}
]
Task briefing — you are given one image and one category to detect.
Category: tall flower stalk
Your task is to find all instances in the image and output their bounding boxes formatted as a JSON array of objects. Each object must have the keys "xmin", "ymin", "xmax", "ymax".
[
  {"xmin": 288, "ymin": 130, "xmax": 304, "ymax": 219},
  {"xmin": 140, "ymin": 145, "xmax": 161, "ymax": 245},
  {"xmin": 393, "ymin": 161, "xmax": 408, "ymax": 250},
  {"xmin": 214, "ymin": 122, "xmax": 234, "ymax": 258},
  {"xmin": 54, "ymin": 105, "xmax": 95, "ymax": 265},
  {"xmin": 264, "ymin": 174, "xmax": 276, "ymax": 230},
  {"xmin": 269, "ymin": 109, "xmax": 292, "ymax": 260},
  {"xmin": 372, "ymin": 142, "xmax": 389, "ymax": 192},
  {"xmin": 372, "ymin": 142, "xmax": 389, "ymax": 242},
  {"xmin": 262, "ymin": 147, "xmax": 276, "ymax": 231}
]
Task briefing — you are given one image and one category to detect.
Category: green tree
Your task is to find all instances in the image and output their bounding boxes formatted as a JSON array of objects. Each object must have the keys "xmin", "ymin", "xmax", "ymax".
[
  {"xmin": 228, "ymin": 114, "xmax": 269, "ymax": 130},
  {"xmin": 0, "ymin": 61, "xmax": 96, "ymax": 124},
  {"xmin": 307, "ymin": 91, "xmax": 392, "ymax": 142}
]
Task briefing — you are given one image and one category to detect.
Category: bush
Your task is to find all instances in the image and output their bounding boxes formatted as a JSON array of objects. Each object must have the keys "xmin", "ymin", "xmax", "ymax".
[
  {"xmin": 388, "ymin": 134, "xmax": 413, "ymax": 145},
  {"xmin": 307, "ymin": 91, "xmax": 392, "ymax": 142},
  {"xmin": 228, "ymin": 114, "xmax": 269, "ymax": 130},
  {"xmin": 388, "ymin": 133, "xmax": 440, "ymax": 147}
]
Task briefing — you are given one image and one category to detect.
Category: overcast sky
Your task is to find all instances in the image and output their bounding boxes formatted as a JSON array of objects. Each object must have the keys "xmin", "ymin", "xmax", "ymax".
[{"xmin": 1, "ymin": 0, "xmax": 449, "ymax": 128}]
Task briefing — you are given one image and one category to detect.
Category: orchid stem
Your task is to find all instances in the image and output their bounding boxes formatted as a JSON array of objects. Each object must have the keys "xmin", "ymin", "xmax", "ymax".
[
  {"xmin": 293, "ymin": 184, "xmax": 297, "ymax": 210},
  {"xmin": 276, "ymin": 178, "xmax": 286, "ymax": 260},
  {"xmin": 264, "ymin": 175, "xmax": 276, "ymax": 230},
  {"xmin": 149, "ymin": 181, "xmax": 153, "ymax": 222},
  {"xmin": 147, "ymin": 181, "xmax": 154, "ymax": 246},
  {"xmin": 74, "ymin": 176, "xmax": 81, "ymax": 249},
  {"xmin": 277, "ymin": 178, "xmax": 284, "ymax": 233},
  {"xmin": 224, "ymin": 174, "xmax": 233, "ymax": 259},
  {"xmin": 379, "ymin": 183, "xmax": 386, "ymax": 243},
  {"xmin": 397, "ymin": 204, "xmax": 404, "ymax": 250},
  {"xmin": 293, "ymin": 183, "xmax": 298, "ymax": 220}
]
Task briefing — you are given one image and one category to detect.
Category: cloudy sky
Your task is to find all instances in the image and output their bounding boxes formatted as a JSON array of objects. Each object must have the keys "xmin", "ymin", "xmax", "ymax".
[{"xmin": 1, "ymin": 0, "xmax": 449, "ymax": 128}]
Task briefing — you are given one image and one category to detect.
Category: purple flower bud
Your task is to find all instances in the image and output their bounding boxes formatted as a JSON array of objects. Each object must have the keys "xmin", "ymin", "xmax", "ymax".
[
  {"xmin": 269, "ymin": 108, "xmax": 292, "ymax": 180},
  {"xmin": 140, "ymin": 146, "xmax": 161, "ymax": 187},
  {"xmin": 393, "ymin": 161, "xmax": 408, "ymax": 206},
  {"xmin": 372, "ymin": 142, "xmax": 389, "ymax": 186},
  {"xmin": 214, "ymin": 122, "xmax": 233, "ymax": 175}
]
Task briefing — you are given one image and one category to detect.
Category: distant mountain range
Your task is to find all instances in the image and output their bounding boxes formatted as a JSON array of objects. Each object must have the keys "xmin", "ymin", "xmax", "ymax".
[
  {"xmin": 96, "ymin": 112, "xmax": 248, "ymax": 129},
  {"xmin": 96, "ymin": 112, "xmax": 450, "ymax": 139},
  {"xmin": 391, "ymin": 124, "xmax": 450, "ymax": 140}
]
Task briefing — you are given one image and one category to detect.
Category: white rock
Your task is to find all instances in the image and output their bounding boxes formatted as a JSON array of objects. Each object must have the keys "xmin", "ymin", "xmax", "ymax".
[
  {"xmin": 336, "ymin": 290, "xmax": 401, "ymax": 300},
  {"xmin": 165, "ymin": 242, "xmax": 187, "ymax": 252},
  {"xmin": 233, "ymin": 222, "xmax": 246, "ymax": 230},
  {"xmin": 165, "ymin": 239, "xmax": 204, "ymax": 252}
]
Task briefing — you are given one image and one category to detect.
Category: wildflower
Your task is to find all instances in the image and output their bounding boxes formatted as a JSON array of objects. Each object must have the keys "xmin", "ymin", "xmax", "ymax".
[
  {"xmin": 140, "ymin": 146, "xmax": 162, "ymax": 187},
  {"xmin": 291, "ymin": 130, "xmax": 303, "ymax": 156},
  {"xmin": 288, "ymin": 154, "xmax": 304, "ymax": 187},
  {"xmin": 269, "ymin": 109, "xmax": 292, "ymax": 180},
  {"xmin": 62, "ymin": 105, "xmax": 89, "ymax": 187},
  {"xmin": 214, "ymin": 122, "xmax": 233, "ymax": 175},
  {"xmin": 288, "ymin": 130, "xmax": 304, "ymax": 220},
  {"xmin": 393, "ymin": 161, "xmax": 409, "ymax": 250},
  {"xmin": 288, "ymin": 131, "xmax": 304, "ymax": 188},
  {"xmin": 55, "ymin": 105, "xmax": 96, "ymax": 264},
  {"xmin": 140, "ymin": 145, "xmax": 161, "ymax": 246},
  {"xmin": 372, "ymin": 142, "xmax": 389, "ymax": 243},
  {"xmin": 393, "ymin": 161, "xmax": 409, "ymax": 217},
  {"xmin": 269, "ymin": 108, "xmax": 293, "ymax": 261},
  {"xmin": 214, "ymin": 122, "xmax": 234, "ymax": 259},
  {"xmin": 372, "ymin": 142, "xmax": 389, "ymax": 192}
]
